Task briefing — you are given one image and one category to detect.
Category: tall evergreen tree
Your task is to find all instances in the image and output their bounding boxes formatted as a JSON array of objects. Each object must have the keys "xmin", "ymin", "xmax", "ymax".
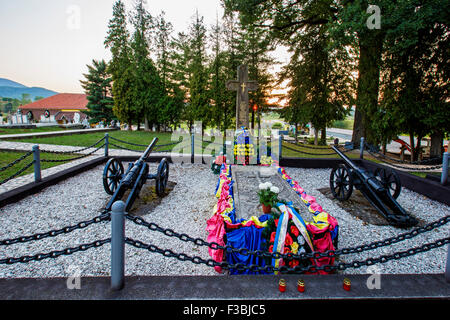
[
  {"xmin": 154, "ymin": 11, "xmax": 183, "ymax": 131},
  {"xmin": 186, "ymin": 11, "xmax": 210, "ymax": 133},
  {"xmin": 208, "ymin": 15, "xmax": 228, "ymax": 132},
  {"xmin": 129, "ymin": 0, "xmax": 162, "ymax": 131},
  {"xmin": 80, "ymin": 59, "xmax": 115, "ymax": 124},
  {"xmin": 105, "ymin": 0, "xmax": 135, "ymax": 129}
]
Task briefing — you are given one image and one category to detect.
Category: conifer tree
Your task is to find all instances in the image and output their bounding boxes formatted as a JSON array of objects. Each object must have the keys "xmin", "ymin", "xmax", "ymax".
[
  {"xmin": 129, "ymin": 0, "xmax": 162, "ymax": 131},
  {"xmin": 105, "ymin": 0, "xmax": 135, "ymax": 129},
  {"xmin": 80, "ymin": 59, "xmax": 115, "ymax": 124},
  {"xmin": 186, "ymin": 11, "xmax": 210, "ymax": 133}
]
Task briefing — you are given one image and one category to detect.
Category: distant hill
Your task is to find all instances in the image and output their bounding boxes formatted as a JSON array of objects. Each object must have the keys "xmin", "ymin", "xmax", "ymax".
[
  {"xmin": 0, "ymin": 78, "xmax": 27, "ymax": 88},
  {"xmin": 0, "ymin": 78, "xmax": 58, "ymax": 100}
]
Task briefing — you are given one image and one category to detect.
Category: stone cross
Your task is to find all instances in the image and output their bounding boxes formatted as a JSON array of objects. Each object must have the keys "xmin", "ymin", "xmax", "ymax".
[{"xmin": 226, "ymin": 65, "xmax": 258, "ymax": 129}]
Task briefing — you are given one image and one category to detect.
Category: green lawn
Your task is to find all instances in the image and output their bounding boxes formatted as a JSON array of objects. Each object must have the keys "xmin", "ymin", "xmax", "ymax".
[
  {"xmin": 331, "ymin": 117, "xmax": 354, "ymax": 130},
  {"xmin": 0, "ymin": 126, "xmax": 66, "ymax": 136},
  {"xmin": 4, "ymin": 131, "xmax": 182, "ymax": 151},
  {"xmin": 281, "ymin": 141, "xmax": 362, "ymax": 159},
  {"xmin": 0, "ymin": 150, "xmax": 79, "ymax": 182}
]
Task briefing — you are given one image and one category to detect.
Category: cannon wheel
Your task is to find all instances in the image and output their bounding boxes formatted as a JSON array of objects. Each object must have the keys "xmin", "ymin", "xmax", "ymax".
[
  {"xmin": 374, "ymin": 168, "xmax": 401, "ymax": 199},
  {"xmin": 155, "ymin": 158, "xmax": 169, "ymax": 197},
  {"xmin": 330, "ymin": 164, "xmax": 353, "ymax": 201},
  {"xmin": 103, "ymin": 158, "xmax": 124, "ymax": 195}
]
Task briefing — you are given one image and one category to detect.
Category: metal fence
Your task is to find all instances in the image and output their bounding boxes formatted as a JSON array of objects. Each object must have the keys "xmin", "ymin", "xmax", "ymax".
[{"xmin": 1, "ymin": 199, "xmax": 448, "ymax": 291}]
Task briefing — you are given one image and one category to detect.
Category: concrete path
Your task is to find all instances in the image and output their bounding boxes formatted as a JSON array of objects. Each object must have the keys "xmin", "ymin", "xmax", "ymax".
[
  {"xmin": 0, "ymin": 127, "xmax": 117, "ymax": 140},
  {"xmin": 326, "ymin": 128, "xmax": 449, "ymax": 156}
]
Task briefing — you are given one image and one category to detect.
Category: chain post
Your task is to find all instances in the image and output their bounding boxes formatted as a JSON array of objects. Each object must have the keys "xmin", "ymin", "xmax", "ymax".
[
  {"xmin": 32, "ymin": 145, "xmax": 41, "ymax": 183},
  {"xmin": 111, "ymin": 201, "xmax": 126, "ymax": 291},
  {"xmin": 104, "ymin": 133, "xmax": 109, "ymax": 157},
  {"xmin": 278, "ymin": 134, "xmax": 283, "ymax": 160},
  {"xmin": 360, "ymin": 137, "xmax": 365, "ymax": 160},
  {"xmin": 191, "ymin": 133, "xmax": 195, "ymax": 164},
  {"xmin": 441, "ymin": 152, "xmax": 449, "ymax": 185}
]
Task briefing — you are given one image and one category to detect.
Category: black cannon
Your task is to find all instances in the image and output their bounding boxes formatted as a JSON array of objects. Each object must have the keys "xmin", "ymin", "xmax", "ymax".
[
  {"xmin": 329, "ymin": 145, "xmax": 418, "ymax": 228},
  {"xmin": 103, "ymin": 138, "xmax": 169, "ymax": 212}
]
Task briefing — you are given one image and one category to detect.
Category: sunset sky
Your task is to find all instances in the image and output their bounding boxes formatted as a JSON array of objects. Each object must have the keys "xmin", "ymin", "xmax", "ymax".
[{"xmin": 0, "ymin": 0, "xmax": 231, "ymax": 93}]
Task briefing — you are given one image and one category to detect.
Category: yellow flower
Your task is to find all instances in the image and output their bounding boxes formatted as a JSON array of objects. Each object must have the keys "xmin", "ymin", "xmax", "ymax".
[{"xmin": 291, "ymin": 241, "xmax": 299, "ymax": 254}]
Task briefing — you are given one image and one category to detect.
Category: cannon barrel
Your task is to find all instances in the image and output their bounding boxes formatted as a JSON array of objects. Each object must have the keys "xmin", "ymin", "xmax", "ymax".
[
  {"xmin": 105, "ymin": 138, "xmax": 159, "ymax": 211},
  {"xmin": 121, "ymin": 138, "xmax": 158, "ymax": 188},
  {"xmin": 331, "ymin": 145, "xmax": 358, "ymax": 171},
  {"xmin": 141, "ymin": 137, "xmax": 159, "ymax": 161}
]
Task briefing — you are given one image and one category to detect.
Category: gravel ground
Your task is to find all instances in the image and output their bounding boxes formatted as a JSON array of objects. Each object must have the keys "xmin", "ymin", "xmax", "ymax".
[
  {"xmin": 286, "ymin": 168, "xmax": 450, "ymax": 275},
  {"xmin": 0, "ymin": 165, "xmax": 448, "ymax": 279},
  {"xmin": 0, "ymin": 163, "xmax": 218, "ymax": 279}
]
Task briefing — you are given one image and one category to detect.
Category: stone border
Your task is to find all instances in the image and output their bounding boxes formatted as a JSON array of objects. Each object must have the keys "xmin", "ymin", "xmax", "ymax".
[{"xmin": 0, "ymin": 274, "xmax": 447, "ymax": 300}]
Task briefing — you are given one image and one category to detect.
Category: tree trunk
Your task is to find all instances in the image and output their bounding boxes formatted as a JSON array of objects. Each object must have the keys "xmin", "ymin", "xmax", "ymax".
[
  {"xmin": 314, "ymin": 127, "xmax": 319, "ymax": 146},
  {"xmin": 352, "ymin": 31, "xmax": 384, "ymax": 147},
  {"xmin": 144, "ymin": 116, "xmax": 150, "ymax": 132},
  {"xmin": 320, "ymin": 127, "xmax": 327, "ymax": 145},
  {"xmin": 295, "ymin": 122, "xmax": 299, "ymax": 145},
  {"xmin": 409, "ymin": 133, "xmax": 415, "ymax": 163},
  {"xmin": 430, "ymin": 131, "xmax": 444, "ymax": 158}
]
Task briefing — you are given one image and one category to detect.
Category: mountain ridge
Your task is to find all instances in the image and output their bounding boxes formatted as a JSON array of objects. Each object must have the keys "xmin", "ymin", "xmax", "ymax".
[{"xmin": 0, "ymin": 78, "xmax": 58, "ymax": 100}]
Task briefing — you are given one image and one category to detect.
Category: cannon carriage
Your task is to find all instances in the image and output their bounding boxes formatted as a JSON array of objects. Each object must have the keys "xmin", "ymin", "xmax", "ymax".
[
  {"xmin": 103, "ymin": 138, "xmax": 169, "ymax": 212},
  {"xmin": 329, "ymin": 145, "xmax": 417, "ymax": 228}
]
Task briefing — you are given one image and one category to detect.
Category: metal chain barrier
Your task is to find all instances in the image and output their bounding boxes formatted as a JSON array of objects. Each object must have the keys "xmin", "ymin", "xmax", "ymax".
[
  {"xmin": 125, "ymin": 236, "xmax": 450, "ymax": 274},
  {"xmin": 124, "ymin": 213, "xmax": 450, "ymax": 261},
  {"xmin": 365, "ymin": 149, "xmax": 443, "ymax": 171},
  {"xmin": 282, "ymin": 143, "xmax": 349, "ymax": 156},
  {"xmin": 40, "ymin": 137, "xmax": 106, "ymax": 155},
  {"xmin": 0, "ymin": 151, "xmax": 34, "ymax": 173},
  {"xmin": 109, "ymin": 136, "xmax": 149, "ymax": 147},
  {"xmin": 368, "ymin": 148, "xmax": 442, "ymax": 165},
  {"xmin": 285, "ymin": 140, "xmax": 335, "ymax": 150},
  {"xmin": 40, "ymin": 144, "xmax": 106, "ymax": 163},
  {"xmin": 109, "ymin": 142, "xmax": 144, "ymax": 153},
  {"xmin": 0, "ymin": 161, "xmax": 34, "ymax": 186},
  {"xmin": 0, "ymin": 239, "xmax": 111, "ymax": 265},
  {"xmin": 0, "ymin": 211, "xmax": 111, "ymax": 265},
  {"xmin": 0, "ymin": 211, "xmax": 110, "ymax": 246}
]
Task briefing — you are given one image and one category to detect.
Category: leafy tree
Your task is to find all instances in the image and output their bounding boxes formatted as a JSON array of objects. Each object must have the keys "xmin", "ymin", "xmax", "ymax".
[
  {"xmin": 223, "ymin": 0, "xmax": 353, "ymax": 144},
  {"xmin": 20, "ymin": 93, "xmax": 32, "ymax": 106},
  {"xmin": 80, "ymin": 59, "xmax": 115, "ymax": 124},
  {"xmin": 378, "ymin": 0, "xmax": 450, "ymax": 160}
]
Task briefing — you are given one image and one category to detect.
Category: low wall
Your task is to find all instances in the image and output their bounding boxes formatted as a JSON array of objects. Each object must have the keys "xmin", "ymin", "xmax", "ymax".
[{"xmin": 0, "ymin": 274, "xmax": 448, "ymax": 300}]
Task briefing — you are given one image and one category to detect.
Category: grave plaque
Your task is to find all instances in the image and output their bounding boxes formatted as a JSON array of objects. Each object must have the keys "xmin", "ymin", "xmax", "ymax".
[{"xmin": 231, "ymin": 166, "xmax": 314, "ymax": 222}]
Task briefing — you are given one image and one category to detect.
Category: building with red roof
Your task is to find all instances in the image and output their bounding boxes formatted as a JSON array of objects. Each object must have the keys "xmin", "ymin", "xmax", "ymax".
[{"xmin": 19, "ymin": 93, "xmax": 89, "ymax": 123}]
